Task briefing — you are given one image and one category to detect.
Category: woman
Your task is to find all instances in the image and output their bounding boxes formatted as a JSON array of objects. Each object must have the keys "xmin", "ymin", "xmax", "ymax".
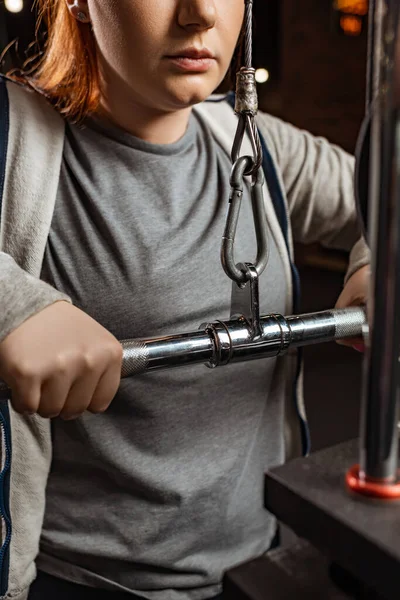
[{"xmin": 0, "ymin": 1, "xmax": 369, "ymax": 599}]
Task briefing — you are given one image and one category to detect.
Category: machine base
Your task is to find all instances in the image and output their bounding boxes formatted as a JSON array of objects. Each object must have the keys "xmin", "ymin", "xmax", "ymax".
[
  {"xmin": 223, "ymin": 539, "xmax": 384, "ymax": 599},
  {"xmin": 262, "ymin": 439, "xmax": 400, "ymax": 600}
]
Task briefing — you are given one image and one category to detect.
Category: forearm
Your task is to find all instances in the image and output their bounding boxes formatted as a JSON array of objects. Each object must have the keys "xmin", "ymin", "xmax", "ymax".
[
  {"xmin": 0, "ymin": 252, "xmax": 71, "ymax": 343},
  {"xmin": 345, "ymin": 237, "xmax": 370, "ymax": 283}
]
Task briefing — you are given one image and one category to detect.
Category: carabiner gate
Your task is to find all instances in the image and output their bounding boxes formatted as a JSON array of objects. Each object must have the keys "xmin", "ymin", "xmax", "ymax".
[{"xmin": 221, "ymin": 156, "xmax": 269, "ymax": 285}]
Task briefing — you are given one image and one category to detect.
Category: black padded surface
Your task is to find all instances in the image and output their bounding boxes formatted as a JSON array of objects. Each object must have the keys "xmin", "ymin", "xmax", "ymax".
[
  {"xmin": 223, "ymin": 540, "xmax": 351, "ymax": 599},
  {"xmin": 264, "ymin": 439, "xmax": 400, "ymax": 600}
]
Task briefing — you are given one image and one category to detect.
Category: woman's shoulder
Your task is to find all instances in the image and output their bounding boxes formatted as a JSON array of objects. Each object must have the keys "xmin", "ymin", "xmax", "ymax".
[
  {"xmin": 0, "ymin": 74, "xmax": 65, "ymax": 218},
  {"xmin": 0, "ymin": 74, "xmax": 64, "ymax": 131},
  {"xmin": 197, "ymin": 94, "xmax": 299, "ymax": 148}
]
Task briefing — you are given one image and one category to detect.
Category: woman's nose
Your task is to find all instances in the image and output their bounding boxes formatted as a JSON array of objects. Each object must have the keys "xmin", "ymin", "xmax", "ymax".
[{"xmin": 177, "ymin": 0, "xmax": 217, "ymax": 31}]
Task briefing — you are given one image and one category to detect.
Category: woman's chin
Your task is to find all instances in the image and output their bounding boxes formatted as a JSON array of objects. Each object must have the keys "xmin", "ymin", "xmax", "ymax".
[{"xmin": 164, "ymin": 76, "xmax": 220, "ymax": 108}]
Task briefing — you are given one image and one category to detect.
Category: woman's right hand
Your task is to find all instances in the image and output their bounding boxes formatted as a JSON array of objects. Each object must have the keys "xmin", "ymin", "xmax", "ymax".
[{"xmin": 0, "ymin": 301, "xmax": 123, "ymax": 419}]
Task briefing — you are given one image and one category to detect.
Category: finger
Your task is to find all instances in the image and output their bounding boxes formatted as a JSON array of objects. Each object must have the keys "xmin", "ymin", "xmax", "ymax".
[
  {"xmin": 58, "ymin": 372, "xmax": 99, "ymax": 420},
  {"xmin": 9, "ymin": 376, "xmax": 41, "ymax": 415},
  {"xmin": 87, "ymin": 366, "xmax": 121, "ymax": 414},
  {"xmin": 337, "ymin": 336, "xmax": 364, "ymax": 350},
  {"xmin": 336, "ymin": 296, "xmax": 364, "ymax": 310},
  {"xmin": 38, "ymin": 374, "xmax": 72, "ymax": 418},
  {"xmin": 352, "ymin": 342, "xmax": 365, "ymax": 353}
]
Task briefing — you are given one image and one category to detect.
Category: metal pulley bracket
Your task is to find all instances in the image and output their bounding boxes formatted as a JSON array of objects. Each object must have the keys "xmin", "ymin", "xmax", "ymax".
[{"xmin": 230, "ymin": 262, "xmax": 262, "ymax": 339}]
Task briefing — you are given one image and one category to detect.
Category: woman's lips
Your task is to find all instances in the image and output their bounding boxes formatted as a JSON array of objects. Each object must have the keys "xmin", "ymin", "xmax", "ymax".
[{"xmin": 166, "ymin": 56, "xmax": 215, "ymax": 72}]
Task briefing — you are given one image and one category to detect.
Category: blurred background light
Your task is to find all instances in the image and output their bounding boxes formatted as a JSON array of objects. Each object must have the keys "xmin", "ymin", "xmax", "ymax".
[
  {"xmin": 4, "ymin": 0, "xmax": 24, "ymax": 13},
  {"xmin": 333, "ymin": 0, "xmax": 368, "ymax": 36},
  {"xmin": 340, "ymin": 14, "xmax": 363, "ymax": 36},
  {"xmin": 255, "ymin": 68, "xmax": 270, "ymax": 84}
]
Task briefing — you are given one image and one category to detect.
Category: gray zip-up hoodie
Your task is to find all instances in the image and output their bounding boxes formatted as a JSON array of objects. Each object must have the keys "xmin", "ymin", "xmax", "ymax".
[{"xmin": 0, "ymin": 79, "xmax": 369, "ymax": 600}]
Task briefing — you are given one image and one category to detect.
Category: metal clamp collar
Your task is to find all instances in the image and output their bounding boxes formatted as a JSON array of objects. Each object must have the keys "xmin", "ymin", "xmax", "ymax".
[{"xmin": 204, "ymin": 321, "xmax": 233, "ymax": 368}]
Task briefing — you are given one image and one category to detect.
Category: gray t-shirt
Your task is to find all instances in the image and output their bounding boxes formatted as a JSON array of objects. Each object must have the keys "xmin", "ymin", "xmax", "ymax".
[{"xmin": 38, "ymin": 108, "xmax": 288, "ymax": 599}]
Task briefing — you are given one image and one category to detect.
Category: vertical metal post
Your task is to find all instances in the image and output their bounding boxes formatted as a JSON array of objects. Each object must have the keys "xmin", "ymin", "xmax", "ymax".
[
  {"xmin": 359, "ymin": 0, "xmax": 400, "ymax": 483},
  {"xmin": 366, "ymin": 0, "xmax": 377, "ymax": 112}
]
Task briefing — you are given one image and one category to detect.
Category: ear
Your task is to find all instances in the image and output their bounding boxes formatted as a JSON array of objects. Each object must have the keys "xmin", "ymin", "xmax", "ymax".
[{"xmin": 65, "ymin": 0, "xmax": 91, "ymax": 23}]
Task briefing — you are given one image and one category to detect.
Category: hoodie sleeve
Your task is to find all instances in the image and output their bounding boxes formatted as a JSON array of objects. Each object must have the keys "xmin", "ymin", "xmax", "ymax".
[
  {"xmin": 0, "ymin": 251, "xmax": 71, "ymax": 344},
  {"xmin": 256, "ymin": 112, "xmax": 370, "ymax": 282}
]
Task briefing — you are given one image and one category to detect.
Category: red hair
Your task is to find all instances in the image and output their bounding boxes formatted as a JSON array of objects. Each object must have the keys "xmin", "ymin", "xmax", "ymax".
[{"xmin": 11, "ymin": 0, "xmax": 100, "ymax": 122}]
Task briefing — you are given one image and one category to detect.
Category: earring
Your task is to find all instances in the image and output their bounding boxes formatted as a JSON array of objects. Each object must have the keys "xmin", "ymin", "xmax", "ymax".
[
  {"xmin": 77, "ymin": 11, "xmax": 88, "ymax": 22},
  {"xmin": 68, "ymin": 0, "xmax": 90, "ymax": 23}
]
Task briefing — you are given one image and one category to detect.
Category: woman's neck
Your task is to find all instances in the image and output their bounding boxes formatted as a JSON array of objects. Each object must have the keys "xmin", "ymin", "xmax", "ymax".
[{"xmin": 97, "ymin": 86, "xmax": 192, "ymax": 145}]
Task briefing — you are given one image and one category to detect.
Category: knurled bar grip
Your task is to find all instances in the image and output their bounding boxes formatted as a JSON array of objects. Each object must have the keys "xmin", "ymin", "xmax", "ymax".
[
  {"xmin": 121, "ymin": 339, "xmax": 149, "ymax": 378},
  {"xmin": 334, "ymin": 306, "xmax": 366, "ymax": 338},
  {"xmin": 0, "ymin": 307, "xmax": 366, "ymax": 396}
]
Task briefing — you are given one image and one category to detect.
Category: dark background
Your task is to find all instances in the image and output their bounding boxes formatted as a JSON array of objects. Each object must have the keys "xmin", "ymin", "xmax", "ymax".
[{"xmin": 0, "ymin": 0, "xmax": 367, "ymax": 453}]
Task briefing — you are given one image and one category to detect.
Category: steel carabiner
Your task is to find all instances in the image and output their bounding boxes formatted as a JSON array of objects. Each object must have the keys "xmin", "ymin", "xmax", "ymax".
[{"xmin": 221, "ymin": 156, "xmax": 269, "ymax": 285}]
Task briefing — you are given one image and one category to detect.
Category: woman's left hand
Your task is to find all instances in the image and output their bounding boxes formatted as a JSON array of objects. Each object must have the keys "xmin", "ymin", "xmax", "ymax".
[{"xmin": 335, "ymin": 264, "xmax": 370, "ymax": 351}]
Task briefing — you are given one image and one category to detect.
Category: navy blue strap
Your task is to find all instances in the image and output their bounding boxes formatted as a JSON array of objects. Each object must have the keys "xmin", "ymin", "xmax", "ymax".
[
  {"xmin": 257, "ymin": 135, "xmax": 310, "ymax": 454},
  {"xmin": 257, "ymin": 132, "xmax": 301, "ymax": 314},
  {"xmin": 0, "ymin": 75, "xmax": 12, "ymax": 596},
  {"xmin": 0, "ymin": 402, "xmax": 12, "ymax": 596},
  {"xmin": 257, "ymin": 125, "xmax": 310, "ymax": 455},
  {"xmin": 0, "ymin": 76, "xmax": 10, "ymax": 222}
]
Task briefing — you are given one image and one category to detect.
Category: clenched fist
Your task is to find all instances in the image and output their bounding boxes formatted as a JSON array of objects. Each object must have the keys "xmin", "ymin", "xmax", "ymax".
[
  {"xmin": 0, "ymin": 301, "xmax": 123, "ymax": 419},
  {"xmin": 335, "ymin": 264, "xmax": 370, "ymax": 351}
]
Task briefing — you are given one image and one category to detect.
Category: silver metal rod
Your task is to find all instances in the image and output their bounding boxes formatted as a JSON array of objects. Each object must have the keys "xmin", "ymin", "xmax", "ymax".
[
  {"xmin": 359, "ymin": 0, "xmax": 400, "ymax": 482},
  {"xmin": 0, "ymin": 307, "xmax": 366, "ymax": 399},
  {"xmin": 121, "ymin": 332, "xmax": 214, "ymax": 376},
  {"xmin": 287, "ymin": 307, "xmax": 367, "ymax": 347}
]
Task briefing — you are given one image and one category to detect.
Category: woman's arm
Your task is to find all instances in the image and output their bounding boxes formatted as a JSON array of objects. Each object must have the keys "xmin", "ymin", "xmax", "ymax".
[
  {"xmin": 0, "ymin": 251, "xmax": 72, "ymax": 343},
  {"xmin": 0, "ymin": 251, "xmax": 122, "ymax": 418},
  {"xmin": 256, "ymin": 112, "xmax": 370, "ymax": 282}
]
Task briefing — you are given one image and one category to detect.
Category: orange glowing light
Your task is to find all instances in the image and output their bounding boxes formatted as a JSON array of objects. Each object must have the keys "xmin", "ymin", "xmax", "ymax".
[
  {"xmin": 335, "ymin": 0, "xmax": 368, "ymax": 16},
  {"xmin": 340, "ymin": 14, "xmax": 363, "ymax": 35}
]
